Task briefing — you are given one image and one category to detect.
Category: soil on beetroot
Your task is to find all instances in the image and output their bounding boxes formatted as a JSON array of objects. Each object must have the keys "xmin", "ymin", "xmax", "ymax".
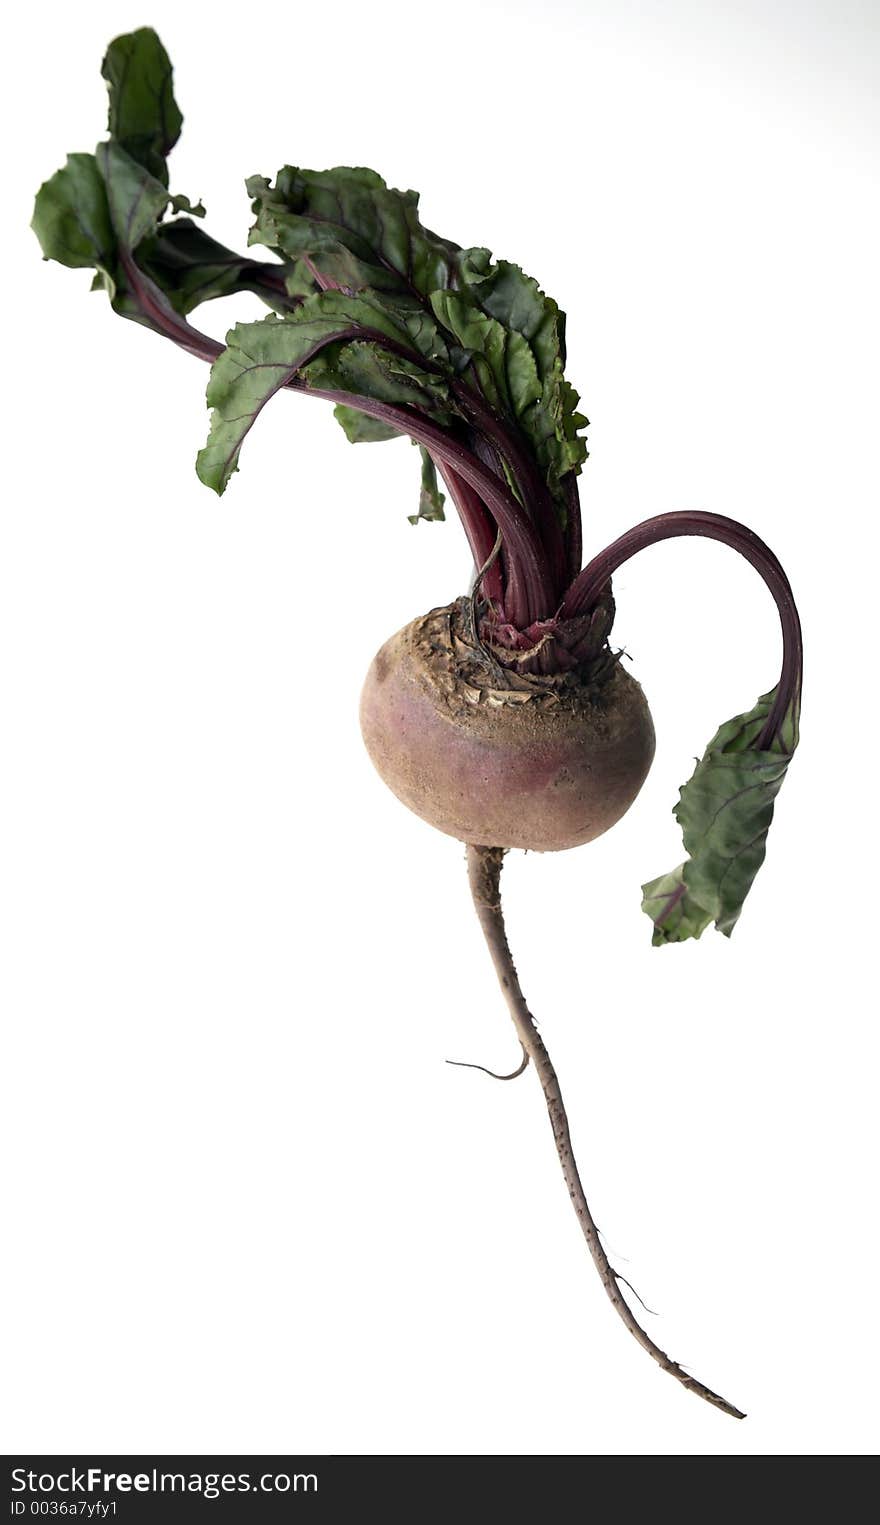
[{"xmin": 360, "ymin": 599, "xmax": 656, "ymax": 852}]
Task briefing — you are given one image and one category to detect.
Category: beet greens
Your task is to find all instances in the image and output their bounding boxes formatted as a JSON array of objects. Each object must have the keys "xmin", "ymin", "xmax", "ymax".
[{"xmin": 33, "ymin": 27, "xmax": 803, "ymax": 1417}]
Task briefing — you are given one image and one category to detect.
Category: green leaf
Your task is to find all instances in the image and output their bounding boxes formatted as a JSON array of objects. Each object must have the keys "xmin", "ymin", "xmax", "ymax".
[
  {"xmin": 333, "ymin": 405, "xmax": 400, "ymax": 443},
  {"xmin": 247, "ymin": 165, "xmax": 460, "ymax": 298},
  {"xmin": 457, "ymin": 248, "xmax": 588, "ymax": 504},
  {"xmin": 33, "ymin": 30, "xmax": 207, "ymax": 328},
  {"xmin": 101, "ymin": 27, "xmax": 182, "ymax": 185},
  {"xmin": 641, "ymin": 687, "xmax": 800, "ymax": 945},
  {"xmin": 283, "ymin": 261, "xmax": 321, "ymax": 302},
  {"xmin": 35, "ymin": 29, "xmax": 595, "ymax": 569},
  {"xmin": 430, "ymin": 278, "xmax": 586, "ymax": 513},
  {"xmin": 138, "ymin": 219, "xmax": 291, "ymax": 315},
  {"xmin": 32, "ymin": 153, "xmax": 115, "ymax": 273},
  {"xmin": 96, "ymin": 141, "xmax": 171, "ymax": 252},
  {"xmin": 294, "ymin": 287, "xmax": 451, "ymax": 365},
  {"xmin": 197, "ymin": 313, "xmax": 350, "ymax": 495},
  {"xmin": 430, "ymin": 289, "xmax": 541, "ymax": 422},
  {"xmin": 639, "ymin": 866, "xmax": 715, "ymax": 944},
  {"xmin": 168, "ymin": 193, "xmax": 205, "ymax": 219},
  {"xmin": 196, "ymin": 293, "xmax": 457, "ymax": 494},
  {"xmin": 409, "ymin": 448, "xmax": 446, "ymax": 524},
  {"xmin": 460, "ymin": 248, "xmax": 565, "ymax": 373},
  {"xmin": 304, "ymin": 339, "xmax": 454, "ymax": 425},
  {"xmin": 32, "ymin": 143, "xmax": 173, "ymax": 313}
]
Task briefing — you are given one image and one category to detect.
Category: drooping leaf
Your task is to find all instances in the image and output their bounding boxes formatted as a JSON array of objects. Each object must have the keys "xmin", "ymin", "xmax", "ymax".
[
  {"xmin": 249, "ymin": 183, "xmax": 590, "ymax": 510},
  {"xmin": 639, "ymin": 867, "xmax": 716, "ymax": 943},
  {"xmin": 32, "ymin": 143, "xmax": 171, "ymax": 314},
  {"xmin": 91, "ymin": 142, "xmax": 201, "ymax": 337},
  {"xmin": 33, "ymin": 28, "xmax": 226, "ymax": 335},
  {"xmin": 38, "ymin": 188, "xmax": 290, "ymax": 318},
  {"xmin": 96, "ymin": 141, "xmax": 171, "ymax": 253},
  {"xmin": 32, "ymin": 153, "xmax": 115, "ymax": 274},
  {"xmin": 33, "ymin": 135, "xmax": 417, "ymax": 345},
  {"xmin": 409, "ymin": 448, "xmax": 446, "ymax": 524},
  {"xmin": 641, "ymin": 687, "xmax": 800, "ymax": 945},
  {"xmin": 101, "ymin": 27, "xmax": 182, "ymax": 184},
  {"xmin": 247, "ymin": 165, "xmax": 460, "ymax": 298},
  {"xmin": 196, "ymin": 318, "xmax": 301, "ymax": 493},
  {"xmin": 34, "ymin": 26, "xmax": 600, "ymax": 598},
  {"xmin": 138, "ymin": 219, "xmax": 293, "ymax": 315},
  {"xmin": 196, "ymin": 295, "xmax": 458, "ymax": 494}
]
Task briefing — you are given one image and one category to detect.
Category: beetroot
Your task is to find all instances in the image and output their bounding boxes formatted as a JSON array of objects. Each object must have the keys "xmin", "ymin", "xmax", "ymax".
[
  {"xmin": 360, "ymin": 602, "xmax": 655, "ymax": 852},
  {"xmin": 33, "ymin": 26, "xmax": 803, "ymax": 1419}
]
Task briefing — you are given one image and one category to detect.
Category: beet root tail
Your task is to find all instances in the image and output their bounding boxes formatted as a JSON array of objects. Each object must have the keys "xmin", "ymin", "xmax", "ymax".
[{"xmin": 465, "ymin": 843, "xmax": 745, "ymax": 1421}]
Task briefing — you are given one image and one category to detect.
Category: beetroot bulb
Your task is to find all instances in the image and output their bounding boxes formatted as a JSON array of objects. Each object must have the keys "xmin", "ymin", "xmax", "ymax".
[{"xmin": 33, "ymin": 28, "xmax": 802, "ymax": 1419}]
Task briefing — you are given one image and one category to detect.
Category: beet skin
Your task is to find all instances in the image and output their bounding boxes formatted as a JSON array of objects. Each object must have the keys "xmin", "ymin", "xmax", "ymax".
[{"xmin": 360, "ymin": 605, "xmax": 655, "ymax": 852}]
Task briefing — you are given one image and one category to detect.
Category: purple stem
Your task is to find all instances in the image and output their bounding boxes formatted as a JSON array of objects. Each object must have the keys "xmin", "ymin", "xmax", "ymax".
[
  {"xmin": 563, "ymin": 473, "xmax": 583, "ymax": 587},
  {"xmin": 561, "ymin": 511, "xmax": 802, "ymax": 748},
  {"xmin": 120, "ymin": 248, "xmax": 224, "ymax": 361},
  {"xmin": 307, "ymin": 239, "xmax": 563, "ymax": 603},
  {"xmin": 436, "ymin": 464, "xmax": 503, "ymax": 604},
  {"xmin": 296, "ymin": 382, "xmax": 551, "ymax": 625},
  {"xmin": 452, "ymin": 383, "xmax": 568, "ymax": 597},
  {"xmin": 122, "ymin": 254, "xmax": 554, "ymax": 627}
]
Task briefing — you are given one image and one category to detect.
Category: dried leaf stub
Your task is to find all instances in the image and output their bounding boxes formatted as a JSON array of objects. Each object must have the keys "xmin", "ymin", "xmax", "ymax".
[{"xmin": 422, "ymin": 600, "xmax": 618, "ymax": 713}]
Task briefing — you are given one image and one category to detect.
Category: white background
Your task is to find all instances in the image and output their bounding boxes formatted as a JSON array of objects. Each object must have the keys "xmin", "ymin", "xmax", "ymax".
[{"xmin": 3, "ymin": 0, "xmax": 878, "ymax": 1457}]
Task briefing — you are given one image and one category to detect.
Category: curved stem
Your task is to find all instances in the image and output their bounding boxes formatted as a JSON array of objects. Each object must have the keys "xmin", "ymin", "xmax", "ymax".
[
  {"xmin": 561, "ymin": 511, "xmax": 802, "ymax": 748},
  {"xmin": 119, "ymin": 248, "xmax": 225, "ymax": 363},
  {"xmin": 120, "ymin": 264, "xmax": 554, "ymax": 626},
  {"xmin": 309, "ymin": 237, "xmax": 566, "ymax": 597},
  {"xmin": 296, "ymin": 384, "xmax": 548, "ymax": 625},
  {"xmin": 453, "ymin": 383, "xmax": 568, "ymax": 597},
  {"xmin": 432, "ymin": 463, "xmax": 503, "ymax": 604},
  {"xmin": 466, "ymin": 844, "xmax": 746, "ymax": 1420}
]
